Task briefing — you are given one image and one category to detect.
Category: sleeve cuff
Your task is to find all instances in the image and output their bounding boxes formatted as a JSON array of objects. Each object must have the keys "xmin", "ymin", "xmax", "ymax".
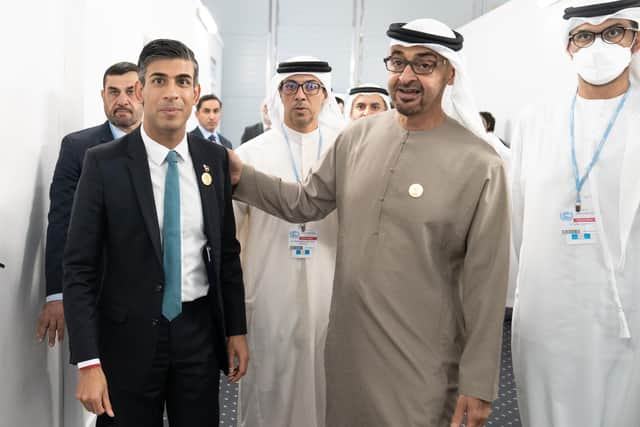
[
  {"xmin": 46, "ymin": 293, "xmax": 63, "ymax": 302},
  {"xmin": 78, "ymin": 359, "xmax": 101, "ymax": 370}
]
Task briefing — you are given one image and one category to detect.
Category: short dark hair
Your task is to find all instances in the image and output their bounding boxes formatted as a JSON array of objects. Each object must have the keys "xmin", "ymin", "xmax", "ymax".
[
  {"xmin": 102, "ymin": 62, "xmax": 138, "ymax": 88},
  {"xmin": 480, "ymin": 111, "xmax": 496, "ymax": 132},
  {"xmin": 335, "ymin": 96, "xmax": 344, "ymax": 106},
  {"xmin": 197, "ymin": 94, "xmax": 222, "ymax": 111},
  {"xmin": 137, "ymin": 39, "xmax": 199, "ymax": 86}
]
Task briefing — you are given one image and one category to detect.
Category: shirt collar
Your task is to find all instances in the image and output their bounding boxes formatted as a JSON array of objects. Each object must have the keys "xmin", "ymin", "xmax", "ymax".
[
  {"xmin": 140, "ymin": 124, "xmax": 189, "ymax": 166},
  {"xmin": 197, "ymin": 124, "xmax": 218, "ymax": 139},
  {"xmin": 108, "ymin": 122, "xmax": 127, "ymax": 140}
]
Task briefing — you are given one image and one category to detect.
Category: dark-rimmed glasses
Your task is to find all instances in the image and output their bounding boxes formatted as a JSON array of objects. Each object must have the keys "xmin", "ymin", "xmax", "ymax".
[
  {"xmin": 279, "ymin": 80, "xmax": 324, "ymax": 96},
  {"xmin": 383, "ymin": 56, "xmax": 448, "ymax": 75},
  {"xmin": 569, "ymin": 24, "xmax": 638, "ymax": 48}
]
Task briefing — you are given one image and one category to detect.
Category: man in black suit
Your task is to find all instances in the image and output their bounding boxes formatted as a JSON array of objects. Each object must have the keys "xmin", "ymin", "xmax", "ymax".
[
  {"xmin": 37, "ymin": 62, "xmax": 143, "ymax": 348},
  {"xmin": 190, "ymin": 93, "xmax": 233, "ymax": 149},
  {"xmin": 240, "ymin": 100, "xmax": 271, "ymax": 144},
  {"xmin": 63, "ymin": 39, "xmax": 248, "ymax": 426}
]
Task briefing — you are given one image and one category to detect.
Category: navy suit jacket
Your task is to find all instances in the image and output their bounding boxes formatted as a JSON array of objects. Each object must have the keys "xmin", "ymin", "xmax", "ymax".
[
  {"xmin": 189, "ymin": 126, "xmax": 233, "ymax": 149},
  {"xmin": 63, "ymin": 128, "xmax": 246, "ymax": 387},
  {"xmin": 240, "ymin": 122, "xmax": 265, "ymax": 144},
  {"xmin": 45, "ymin": 121, "xmax": 114, "ymax": 297}
]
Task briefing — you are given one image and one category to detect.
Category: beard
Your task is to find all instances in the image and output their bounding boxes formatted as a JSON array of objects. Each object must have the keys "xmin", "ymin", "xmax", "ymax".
[
  {"xmin": 390, "ymin": 82, "xmax": 425, "ymax": 116},
  {"xmin": 109, "ymin": 107, "xmax": 139, "ymax": 128}
]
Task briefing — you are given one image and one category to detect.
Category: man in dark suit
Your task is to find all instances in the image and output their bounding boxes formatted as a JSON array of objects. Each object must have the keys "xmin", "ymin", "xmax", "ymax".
[
  {"xmin": 190, "ymin": 93, "xmax": 233, "ymax": 149},
  {"xmin": 240, "ymin": 100, "xmax": 271, "ymax": 144},
  {"xmin": 37, "ymin": 62, "xmax": 143, "ymax": 348},
  {"xmin": 63, "ymin": 39, "xmax": 248, "ymax": 426}
]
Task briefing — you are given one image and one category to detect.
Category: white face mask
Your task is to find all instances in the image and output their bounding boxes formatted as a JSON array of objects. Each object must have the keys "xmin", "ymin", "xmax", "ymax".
[{"xmin": 572, "ymin": 38, "xmax": 632, "ymax": 85}]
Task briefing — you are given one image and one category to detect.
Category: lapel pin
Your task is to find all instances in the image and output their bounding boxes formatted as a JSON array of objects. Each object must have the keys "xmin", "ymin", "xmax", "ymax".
[
  {"xmin": 201, "ymin": 164, "xmax": 212, "ymax": 186},
  {"xmin": 408, "ymin": 183, "xmax": 423, "ymax": 198}
]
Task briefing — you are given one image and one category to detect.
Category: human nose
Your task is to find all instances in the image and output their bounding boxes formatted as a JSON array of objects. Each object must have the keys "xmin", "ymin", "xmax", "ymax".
[
  {"xmin": 163, "ymin": 81, "xmax": 179, "ymax": 100},
  {"xmin": 293, "ymin": 84, "xmax": 308, "ymax": 100},
  {"xmin": 398, "ymin": 62, "xmax": 418, "ymax": 82}
]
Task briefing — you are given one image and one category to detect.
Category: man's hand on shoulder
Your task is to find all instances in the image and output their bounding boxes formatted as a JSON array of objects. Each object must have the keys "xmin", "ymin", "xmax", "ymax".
[
  {"xmin": 36, "ymin": 300, "xmax": 65, "ymax": 347},
  {"xmin": 226, "ymin": 148, "xmax": 244, "ymax": 186},
  {"xmin": 450, "ymin": 394, "xmax": 491, "ymax": 427},
  {"xmin": 77, "ymin": 365, "xmax": 114, "ymax": 417},
  {"xmin": 226, "ymin": 334, "xmax": 249, "ymax": 382}
]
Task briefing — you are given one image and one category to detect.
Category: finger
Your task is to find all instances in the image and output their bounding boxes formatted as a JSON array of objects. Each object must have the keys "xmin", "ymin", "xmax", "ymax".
[
  {"xmin": 103, "ymin": 389, "xmax": 115, "ymax": 417},
  {"xmin": 237, "ymin": 352, "xmax": 249, "ymax": 377},
  {"xmin": 450, "ymin": 397, "xmax": 466, "ymax": 427},
  {"xmin": 228, "ymin": 348, "xmax": 236, "ymax": 376},
  {"xmin": 57, "ymin": 319, "xmax": 65, "ymax": 342},
  {"xmin": 93, "ymin": 395, "xmax": 105, "ymax": 416},
  {"xmin": 48, "ymin": 319, "xmax": 58, "ymax": 347},
  {"xmin": 36, "ymin": 315, "xmax": 49, "ymax": 341}
]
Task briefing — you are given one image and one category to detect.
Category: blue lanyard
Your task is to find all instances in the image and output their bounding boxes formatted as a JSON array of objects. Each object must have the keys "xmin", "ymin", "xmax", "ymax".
[
  {"xmin": 570, "ymin": 89, "xmax": 629, "ymax": 212},
  {"xmin": 281, "ymin": 123, "xmax": 323, "ymax": 183}
]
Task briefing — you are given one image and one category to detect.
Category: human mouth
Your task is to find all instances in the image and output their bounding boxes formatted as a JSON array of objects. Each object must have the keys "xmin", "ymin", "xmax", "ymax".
[{"xmin": 396, "ymin": 86, "xmax": 422, "ymax": 102}]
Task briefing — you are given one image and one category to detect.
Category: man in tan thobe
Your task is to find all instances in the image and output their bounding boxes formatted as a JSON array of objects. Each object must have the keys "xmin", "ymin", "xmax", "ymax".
[{"xmin": 229, "ymin": 19, "xmax": 509, "ymax": 427}]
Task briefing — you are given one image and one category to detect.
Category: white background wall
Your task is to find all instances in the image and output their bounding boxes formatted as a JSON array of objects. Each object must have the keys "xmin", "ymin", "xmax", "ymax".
[
  {"xmin": 460, "ymin": 0, "xmax": 577, "ymax": 140},
  {"xmin": 0, "ymin": 1, "xmax": 221, "ymax": 425}
]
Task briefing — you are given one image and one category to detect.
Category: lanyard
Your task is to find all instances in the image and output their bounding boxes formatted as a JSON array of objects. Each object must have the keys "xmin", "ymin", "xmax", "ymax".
[
  {"xmin": 281, "ymin": 123, "xmax": 323, "ymax": 183},
  {"xmin": 570, "ymin": 89, "xmax": 629, "ymax": 212}
]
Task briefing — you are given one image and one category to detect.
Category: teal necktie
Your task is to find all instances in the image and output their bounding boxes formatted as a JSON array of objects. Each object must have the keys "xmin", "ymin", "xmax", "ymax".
[{"xmin": 162, "ymin": 150, "xmax": 181, "ymax": 321}]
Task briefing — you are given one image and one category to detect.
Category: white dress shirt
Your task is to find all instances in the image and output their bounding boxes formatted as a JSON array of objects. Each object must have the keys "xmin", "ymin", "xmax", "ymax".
[
  {"xmin": 141, "ymin": 125, "xmax": 209, "ymax": 302},
  {"xmin": 198, "ymin": 124, "xmax": 221, "ymax": 144}
]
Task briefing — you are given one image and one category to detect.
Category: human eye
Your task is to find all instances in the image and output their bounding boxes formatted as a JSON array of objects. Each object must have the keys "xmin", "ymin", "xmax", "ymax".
[
  {"xmin": 370, "ymin": 104, "xmax": 381, "ymax": 111},
  {"xmin": 108, "ymin": 89, "xmax": 119, "ymax": 97},
  {"xmin": 355, "ymin": 103, "xmax": 366, "ymax": 111},
  {"xmin": 390, "ymin": 57, "xmax": 405, "ymax": 67},
  {"xmin": 126, "ymin": 88, "xmax": 135, "ymax": 96},
  {"xmin": 414, "ymin": 60, "xmax": 437, "ymax": 73},
  {"xmin": 282, "ymin": 81, "xmax": 298, "ymax": 92},
  {"xmin": 303, "ymin": 81, "xmax": 321, "ymax": 92},
  {"xmin": 573, "ymin": 31, "xmax": 594, "ymax": 43},
  {"xmin": 151, "ymin": 76, "xmax": 164, "ymax": 85},
  {"xmin": 603, "ymin": 26, "xmax": 625, "ymax": 41}
]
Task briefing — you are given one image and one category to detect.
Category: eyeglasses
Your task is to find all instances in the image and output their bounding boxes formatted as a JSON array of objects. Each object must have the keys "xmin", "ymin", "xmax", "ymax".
[
  {"xmin": 569, "ymin": 24, "xmax": 638, "ymax": 48},
  {"xmin": 279, "ymin": 80, "xmax": 324, "ymax": 96},
  {"xmin": 383, "ymin": 56, "xmax": 448, "ymax": 75}
]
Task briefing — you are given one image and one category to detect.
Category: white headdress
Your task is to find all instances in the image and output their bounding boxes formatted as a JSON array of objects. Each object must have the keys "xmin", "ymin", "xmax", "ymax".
[
  {"xmin": 345, "ymin": 83, "xmax": 392, "ymax": 119},
  {"xmin": 266, "ymin": 56, "xmax": 345, "ymax": 134}
]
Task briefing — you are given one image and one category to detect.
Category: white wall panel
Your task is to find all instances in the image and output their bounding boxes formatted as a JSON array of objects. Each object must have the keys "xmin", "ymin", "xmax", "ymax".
[{"xmin": 0, "ymin": 1, "xmax": 222, "ymax": 425}]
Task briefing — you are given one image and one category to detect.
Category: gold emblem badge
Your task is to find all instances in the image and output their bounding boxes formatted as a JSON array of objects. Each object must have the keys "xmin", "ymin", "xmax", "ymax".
[
  {"xmin": 408, "ymin": 183, "xmax": 423, "ymax": 198},
  {"xmin": 201, "ymin": 172, "xmax": 212, "ymax": 186}
]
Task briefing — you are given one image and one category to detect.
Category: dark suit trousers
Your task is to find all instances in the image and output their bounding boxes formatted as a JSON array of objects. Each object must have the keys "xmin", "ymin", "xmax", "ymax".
[{"xmin": 97, "ymin": 297, "xmax": 220, "ymax": 427}]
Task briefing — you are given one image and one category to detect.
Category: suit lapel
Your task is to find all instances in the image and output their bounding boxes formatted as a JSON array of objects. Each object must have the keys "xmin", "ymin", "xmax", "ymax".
[
  {"xmin": 188, "ymin": 135, "xmax": 218, "ymax": 242},
  {"xmin": 126, "ymin": 128, "xmax": 163, "ymax": 264},
  {"xmin": 101, "ymin": 121, "xmax": 115, "ymax": 142}
]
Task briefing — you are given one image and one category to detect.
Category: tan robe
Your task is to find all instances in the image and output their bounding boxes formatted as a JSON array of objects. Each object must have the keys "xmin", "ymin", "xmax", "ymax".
[{"xmin": 234, "ymin": 111, "xmax": 510, "ymax": 427}]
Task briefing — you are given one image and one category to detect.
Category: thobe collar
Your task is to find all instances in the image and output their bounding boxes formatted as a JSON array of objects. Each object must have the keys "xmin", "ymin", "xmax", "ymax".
[{"xmin": 281, "ymin": 123, "xmax": 320, "ymax": 146}]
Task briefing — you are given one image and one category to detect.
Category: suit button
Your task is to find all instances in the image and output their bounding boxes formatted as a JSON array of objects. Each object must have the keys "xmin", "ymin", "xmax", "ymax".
[
  {"xmin": 155, "ymin": 284, "xmax": 163, "ymax": 292},
  {"xmin": 151, "ymin": 318, "xmax": 159, "ymax": 326}
]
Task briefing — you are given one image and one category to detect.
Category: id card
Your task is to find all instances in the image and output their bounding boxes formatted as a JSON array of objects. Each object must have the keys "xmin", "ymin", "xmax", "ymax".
[
  {"xmin": 559, "ymin": 210, "xmax": 598, "ymax": 245},
  {"xmin": 288, "ymin": 228, "xmax": 319, "ymax": 258}
]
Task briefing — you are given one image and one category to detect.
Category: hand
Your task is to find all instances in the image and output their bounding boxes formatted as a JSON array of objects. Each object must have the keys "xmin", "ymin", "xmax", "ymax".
[
  {"xmin": 450, "ymin": 394, "xmax": 491, "ymax": 427},
  {"xmin": 36, "ymin": 300, "xmax": 65, "ymax": 347},
  {"xmin": 226, "ymin": 148, "xmax": 244, "ymax": 186},
  {"xmin": 226, "ymin": 334, "xmax": 249, "ymax": 382},
  {"xmin": 76, "ymin": 366, "xmax": 114, "ymax": 417}
]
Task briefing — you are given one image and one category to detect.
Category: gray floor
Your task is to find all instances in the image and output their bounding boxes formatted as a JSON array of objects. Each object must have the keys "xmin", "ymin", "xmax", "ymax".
[{"xmin": 167, "ymin": 314, "xmax": 521, "ymax": 426}]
